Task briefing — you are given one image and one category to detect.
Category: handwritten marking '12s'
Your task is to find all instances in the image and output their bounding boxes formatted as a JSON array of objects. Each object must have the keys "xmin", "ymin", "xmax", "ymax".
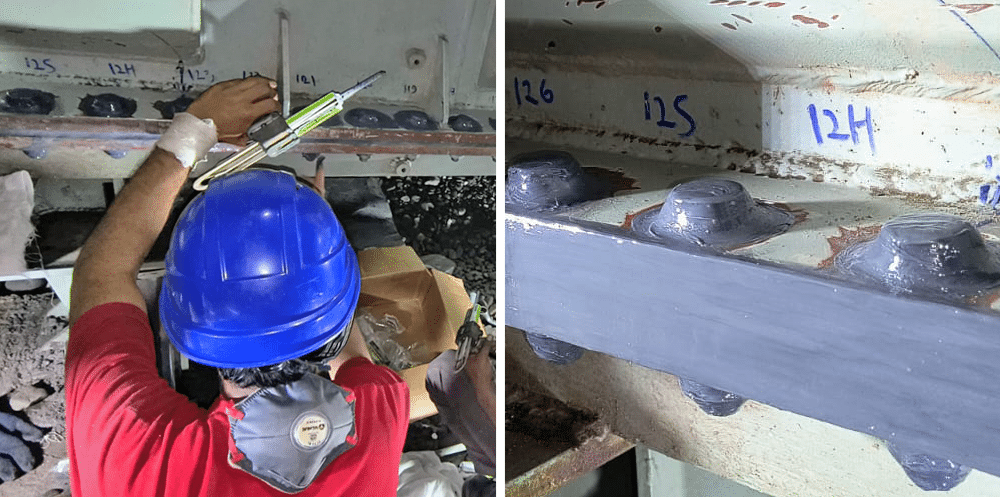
[
  {"xmin": 807, "ymin": 103, "xmax": 876, "ymax": 155},
  {"xmin": 513, "ymin": 77, "xmax": 554, "ymax": 106},
  {"xmin": 25, "ymin": 58, "xmax": 56, "ymax": 73},
  {"xmin": 644, "ymin": 92, "xmax": 696, "ymax": 137}
]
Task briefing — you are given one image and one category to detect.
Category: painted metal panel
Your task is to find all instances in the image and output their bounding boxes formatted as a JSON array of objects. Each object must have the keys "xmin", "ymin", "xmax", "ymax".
[{"xmin": 506, "ymin": 209, "xmax": 1000, "ymax": 478}]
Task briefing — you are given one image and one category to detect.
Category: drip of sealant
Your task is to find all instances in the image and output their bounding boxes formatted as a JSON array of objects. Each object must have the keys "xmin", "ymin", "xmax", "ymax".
[
  {"xmin": 678, "ymin": 378, "xmax": 746, "ymax": 417},
  {"xmin": 836, "ymin": 213, "xmax": 1000, "ymax": 299},
  {"xmin": 631, "ymin": 178, "xmax": 794, "ymax": 250},
  {"xmin": 524, "ymin": 332, "xmax": 585, "ymax": 365},
  {"xmin": 887, "ymin": 443, "xmax": 971, "ymax": 491},
  {"xmin": 506, "ymin": 150, "xmax": 609, "ymax": 212}
]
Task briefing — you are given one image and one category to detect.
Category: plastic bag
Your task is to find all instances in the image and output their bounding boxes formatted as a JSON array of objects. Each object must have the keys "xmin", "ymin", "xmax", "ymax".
[
  {"xmin": 397, "ymin": 451, "xmax": 462, "ymax": 497},
  {"xmin": 355, "ymin": 309, "xmax": 427, "ymax": 370}
]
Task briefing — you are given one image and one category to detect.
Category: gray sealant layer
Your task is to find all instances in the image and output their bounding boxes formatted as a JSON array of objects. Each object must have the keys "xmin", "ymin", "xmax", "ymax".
[
  {"xmin": 630, "ymin": 178, "xmax": 794, "ymax": 250},
  {"xmin": 506, "ymin": 150, "xmax": 610, "ymax": 213},
  {"xmin": 836, "ymin": 213, "xmax": 1000, "ymax": 300}
]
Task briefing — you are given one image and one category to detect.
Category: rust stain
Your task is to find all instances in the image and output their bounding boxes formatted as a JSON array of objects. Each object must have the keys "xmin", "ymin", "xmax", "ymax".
[
  {"xmin": 792, "ymin": 14, "xmax": 830, "ymax": 28},
  {"xmin": 765, "ymin": 2, "xmax": 785, "ymax": 6},
  {"xmin": 622, "ymin": 203, "xmax": 662, "ymax": 230},
  {"xmin": 733, "ymin": 14, "xmax": 753, "ymax": 22},
  {"xmin": 955, "ymin": 3, "xmax": 994, "ymax": 14},
  {"xmin": 818, "ymin": 225, "xmax": 881, "ymax": 269},
  {"xmin": 967, "ymin": 286, "xmax": 1000, "ymax": 307},
  {"xmin": 582, "ymin": 166, "xmax": 640, "ymax": 196},
  {"xmin": 831, "ymin": 14, "xmax": 840, "ymax": 19},
  {"xmin": 722, "ymin": 22, "xmax": 738, "ymax": 30}
]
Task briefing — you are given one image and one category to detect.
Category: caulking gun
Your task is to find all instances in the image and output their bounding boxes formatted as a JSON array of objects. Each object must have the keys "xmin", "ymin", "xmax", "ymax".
[{"xmin": 193, "ymin": 70, "xmax": 385, "ymax": 191}]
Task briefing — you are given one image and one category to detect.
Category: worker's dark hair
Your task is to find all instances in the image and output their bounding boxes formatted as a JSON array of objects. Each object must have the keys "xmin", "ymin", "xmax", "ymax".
[
  {"xmin": 219, "ymin": 359, "xmax": 313, "ymax": 388},
  {"xmin": 217, "ymin": 325, "xmax": 351, "ymax": 388}
]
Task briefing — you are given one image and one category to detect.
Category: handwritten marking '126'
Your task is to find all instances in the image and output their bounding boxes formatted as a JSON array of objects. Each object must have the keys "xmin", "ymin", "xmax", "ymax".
[
  {"xmin": 513, "ymin": 77, "xmax": 554, "ymax": 106},
  {"xmin": 644, "ymin": 92, "xmax": 696, "ymax": 137},
  {"xmin": 807, "ymin": 103, "xmax": 876, "ymax": 155}
]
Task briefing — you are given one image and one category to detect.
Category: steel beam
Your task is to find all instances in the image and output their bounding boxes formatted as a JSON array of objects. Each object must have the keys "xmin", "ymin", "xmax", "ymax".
[
  {"xmin": 0, "ymin": 115, "xmax": 495, "ymax": 156},
  {"xmin": 506, "ymin": 212, "xmax": 1000, "ymax": 478}
]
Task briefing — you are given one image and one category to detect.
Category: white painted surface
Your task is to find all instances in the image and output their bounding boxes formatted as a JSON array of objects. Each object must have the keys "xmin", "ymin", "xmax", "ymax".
[
  {"xmin": 507, "ymin": 0, "xmax": 1000, "ymax": 202},
  {"xmin": 0, "ymin": 0, "xmax": 200, "ymax": 33}
]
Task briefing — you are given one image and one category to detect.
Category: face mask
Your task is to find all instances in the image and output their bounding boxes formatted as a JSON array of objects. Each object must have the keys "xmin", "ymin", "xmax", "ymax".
[{"xmin": 225, "ymin": 372, "xmax": 357, "ymax": 493}]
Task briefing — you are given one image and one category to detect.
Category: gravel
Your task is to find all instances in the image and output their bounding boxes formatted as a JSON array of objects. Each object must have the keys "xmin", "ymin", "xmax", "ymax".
[{"xmin": 382, "ymin": 176, "xmax": 496, "ymax": 315}]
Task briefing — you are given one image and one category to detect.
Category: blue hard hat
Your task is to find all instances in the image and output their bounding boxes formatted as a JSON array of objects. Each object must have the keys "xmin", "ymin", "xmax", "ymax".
[{"xmin": 159, "ymin": 169, "xmax": 360, "ymax": 368}]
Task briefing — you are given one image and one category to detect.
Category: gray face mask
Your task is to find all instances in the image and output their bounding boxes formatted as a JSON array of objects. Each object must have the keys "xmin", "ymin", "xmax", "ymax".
[{"xmin": 225, "ymin": 372, "xmax": 357, "ymax": 493}]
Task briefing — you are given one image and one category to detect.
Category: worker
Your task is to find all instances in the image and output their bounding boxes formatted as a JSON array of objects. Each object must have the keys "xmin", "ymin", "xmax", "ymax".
[
  {"xmin": 426, "ymin": 345, "xmax": 497, "ymax": 496},
  {"xmin": 65, "ymin": 77, "xmax": 409, "ymax": 496}
]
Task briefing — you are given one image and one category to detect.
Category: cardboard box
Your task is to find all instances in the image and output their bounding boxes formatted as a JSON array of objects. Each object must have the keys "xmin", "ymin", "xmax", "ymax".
[{"xmin": 356, "ymin": 245, "xmax": 471, "ymax": 421}]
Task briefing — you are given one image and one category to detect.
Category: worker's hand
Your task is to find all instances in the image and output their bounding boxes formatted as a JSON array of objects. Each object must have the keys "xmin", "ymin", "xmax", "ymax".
[
  {"xmin": 186, "ymin": 77, "xmax": 280, "ymax": 146},
  {"xmin": 0, "ymin": 412, "xmax": 43, "ymax": 482},
  {"xmin": 467, "ymin": 343, "xmax": 495, "ymax": 393}
]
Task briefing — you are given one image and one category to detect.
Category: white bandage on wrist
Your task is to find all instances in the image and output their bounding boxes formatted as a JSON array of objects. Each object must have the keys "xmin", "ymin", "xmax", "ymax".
[{"xmin": 155, "ymin": 112, "xmax": 218, "ymax": 169}]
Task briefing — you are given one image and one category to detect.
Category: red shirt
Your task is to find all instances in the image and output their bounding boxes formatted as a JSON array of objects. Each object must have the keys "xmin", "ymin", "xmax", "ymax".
[{"xmin": 65, "ymin": 302, "xmax": 409, "ymax": 496}]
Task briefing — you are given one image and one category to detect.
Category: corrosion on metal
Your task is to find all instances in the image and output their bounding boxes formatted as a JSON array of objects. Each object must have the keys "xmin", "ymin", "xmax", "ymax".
[
  {"xmin": 0, "ymin": 115, "xmax": 495, "ymax": 156},
  {"xmin": 506, "ymin": 429, "xmax": 633, "ymax": 497}
]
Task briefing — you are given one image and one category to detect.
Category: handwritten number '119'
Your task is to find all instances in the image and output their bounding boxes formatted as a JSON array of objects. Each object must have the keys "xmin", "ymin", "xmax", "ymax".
[{"xmin": 513, "ymin": 77, "xmax": 554, "ymax": 106}]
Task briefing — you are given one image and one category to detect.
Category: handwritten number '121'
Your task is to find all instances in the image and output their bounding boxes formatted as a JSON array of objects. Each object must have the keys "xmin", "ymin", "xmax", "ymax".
[
  {"xmin": 808, "ymin": 103, "xmax": 876, "ymax": 155},
  {"xmin": 644, "ymin": 92, "xmax": 696, "ymax": 137},
  {"xmin": 513, "ymin": 77, "xmax": 554, "ymax": 106}
]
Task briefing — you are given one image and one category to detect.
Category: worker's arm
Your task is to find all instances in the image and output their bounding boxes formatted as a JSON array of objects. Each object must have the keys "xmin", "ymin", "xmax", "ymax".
[
  {"xmin": 467, "ymin": 346, "xmax": 496, "ymax": 424},
  {"xmin": 326, "ymin": 321, "xmax": 373, "ymax": 379},
  {"xmin": 69, "ymin": 78, "xmax": 280, "ymax": 326}
]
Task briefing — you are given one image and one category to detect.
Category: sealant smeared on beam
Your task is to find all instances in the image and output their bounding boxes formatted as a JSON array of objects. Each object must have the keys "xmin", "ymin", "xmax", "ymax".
[
  {"xmin": 0, "ymin": 89, "xmax": 55, "ymax": 115},
  {"xmin": 887, "ymin": 443, "xmax": 971, "ymax": 491},
  {"xmin": 394, "ymin": 110, "xmax": 438, "ymax": 131},
  {"xmin": 506, "ymin": 150, "xmax": 611, "ymax": 213},
  {"xmin": 343, "ymin": 108, "xmax": 397, "ymax": 129},
  {"xmin": 630, "ymin": 178, "xmax": 794, "ymax": 250},
  {"xmin": 153, "ymin": 96, "xmax": 194, "ymax": 120},
  {"xmin": 678, "ymin": 378, "xmax": 747, "ymax": 417},
  {"xmin": 836, "ymin": 213, "xmax": 1000, "ymax": 301},
  {"xmin": 448, "ymin": 114, "xmax": 482, "ymax": 133},
  {"xmin": 525, "ymin": 332, "xmax": 585, "ymax": 365},
  {"xmin": 79, "ymin": 94, "xmax": 137, "ymax": 118}
]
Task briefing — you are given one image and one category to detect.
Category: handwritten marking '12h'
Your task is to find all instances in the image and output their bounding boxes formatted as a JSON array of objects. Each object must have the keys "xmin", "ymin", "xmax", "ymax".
[
  {"xmin": 807, "ymin": 103, "xmax": 876, "ymax": 155},
  {"xmin": 108, "ymin": 62, "xmax": 136, "ymax": 77},
  {"xmin": 644, "ymin": 92, "xmax": 696, "ymax": 137}
]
